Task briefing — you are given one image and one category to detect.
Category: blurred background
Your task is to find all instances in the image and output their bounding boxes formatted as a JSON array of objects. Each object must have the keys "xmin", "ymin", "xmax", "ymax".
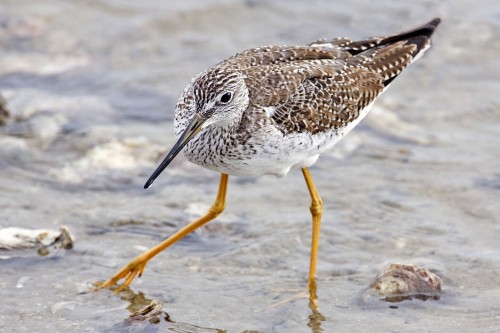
[{"xmin": 0, "ymin": 1, "xmax": 499, "ymax": 332}]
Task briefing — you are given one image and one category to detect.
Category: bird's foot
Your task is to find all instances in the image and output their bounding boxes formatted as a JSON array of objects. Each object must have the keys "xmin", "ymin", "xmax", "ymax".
[{"xmin": 95, "ymin": 255, "xmax": 148, "ymax": 293}]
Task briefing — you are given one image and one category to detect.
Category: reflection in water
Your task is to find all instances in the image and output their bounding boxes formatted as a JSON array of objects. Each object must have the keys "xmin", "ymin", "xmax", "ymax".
[
  {"xmin": 308, "ymin": 304, "xmax": 326, "ymax": 333},
  {"xmin": 120, "ymin": 288, "xmax": 156, "ymax": 314},
  {"xmin": 308, "ymin": 283, "xmax": 326, "ymax": 333},
  {"xmin": 109, "ymin": 286, "xmax": 326, "ymax": 332},
  {"xmin": 115, "ymin": 287, "xmax": 228, "ymax": 332}
]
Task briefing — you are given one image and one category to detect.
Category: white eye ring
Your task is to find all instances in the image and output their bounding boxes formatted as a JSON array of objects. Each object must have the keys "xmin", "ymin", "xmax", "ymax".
[{"xmin": 219, "ymin": 92, "xmax": 233, "ymax": 104}]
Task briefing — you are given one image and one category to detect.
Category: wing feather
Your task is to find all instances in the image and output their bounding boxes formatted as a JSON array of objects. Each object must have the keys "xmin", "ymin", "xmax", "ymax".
[{"xmin": 231, "ymin": 18, "xmax": 440, "ymax": 136}]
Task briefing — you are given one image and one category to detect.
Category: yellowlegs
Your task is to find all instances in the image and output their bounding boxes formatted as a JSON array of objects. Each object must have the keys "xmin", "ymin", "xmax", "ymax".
[{"xmin": 98, "ymin": 18, "xmax": 441, "ymax": 302}]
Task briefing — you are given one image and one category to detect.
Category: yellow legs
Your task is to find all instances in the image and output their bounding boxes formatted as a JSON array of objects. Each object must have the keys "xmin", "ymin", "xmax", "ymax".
[
  {"xmin": 302, "ymin": 167, "xmax": 323, "ymax": 309},
  {"xmin": 269, "ymin": 167, "xmax": 324, "ymax": 312},
  {"xmin": 98, "ymin": 168, "xmax": 323, "ymax": 310},
  {"xmin": 97, "ymin": 173, "xmax": 229, "ymax": 292}
]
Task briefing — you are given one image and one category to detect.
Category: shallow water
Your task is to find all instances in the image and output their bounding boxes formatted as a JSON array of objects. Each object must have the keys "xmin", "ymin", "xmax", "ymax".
[{"xmin": 1, "ymin": 0, "xmax": 499, "ymax": 332}]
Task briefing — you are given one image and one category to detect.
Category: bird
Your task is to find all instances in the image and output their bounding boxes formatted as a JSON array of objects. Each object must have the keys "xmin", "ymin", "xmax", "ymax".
[{"xmin": 97, "ymin": 18, "xmax": 441, "ymax": 304}]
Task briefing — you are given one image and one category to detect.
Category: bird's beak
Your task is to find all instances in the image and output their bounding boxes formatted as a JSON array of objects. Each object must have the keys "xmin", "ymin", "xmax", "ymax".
[{"xmin": 144, "ymin": 114, "xmax": 206, "ymax": 188}]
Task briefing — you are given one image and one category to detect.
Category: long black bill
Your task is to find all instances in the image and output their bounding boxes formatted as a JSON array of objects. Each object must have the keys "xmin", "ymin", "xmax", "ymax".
[{"xmin": 144, "ymin": 114, "xmax": 206, "ymax": 189}]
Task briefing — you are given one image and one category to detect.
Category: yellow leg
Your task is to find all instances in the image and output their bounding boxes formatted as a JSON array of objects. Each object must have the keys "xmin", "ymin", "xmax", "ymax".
[
  {"xmin": 301, "ymin": 168, "xmax": 323, "ymax": 308},
  {"xmin": 269, "ymin": 169, "xmax": 324, "ymax": 310},
  {"xmin": 97, "ymin": 173, "xmax": 229, "ymax": 292}
]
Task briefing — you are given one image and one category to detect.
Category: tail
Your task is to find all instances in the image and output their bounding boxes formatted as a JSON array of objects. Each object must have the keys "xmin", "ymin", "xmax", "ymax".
[
  {"xmin": 377, "ymin": 18, "xmax": 441, "ymax": 56},
  {"xmin": 342, "ymin": 18, "xmax": 441, "ymax": 56},
  {"xmin": 311, "ymin": 18, "xmax": 441, "ymax": 86},
  {"xmin": 351, "ymin": 18, "xmax": 441, "ymax": 86}
]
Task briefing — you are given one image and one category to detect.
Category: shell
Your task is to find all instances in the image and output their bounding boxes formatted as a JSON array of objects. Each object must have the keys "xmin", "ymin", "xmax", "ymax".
[{"xmin": 367, "ymin": 263, "xmax": 442, "ymax": 303}]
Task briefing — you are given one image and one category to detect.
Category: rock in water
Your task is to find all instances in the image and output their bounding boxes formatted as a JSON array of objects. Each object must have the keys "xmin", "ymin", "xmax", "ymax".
[
  {"xmin": 365, "ymin": 263, "xmax": 442, "ymax": 303},
  {"xmin": 0, "ymin": 225, "xmax": 73, "ymax": 255},
  {"xmin": 125, "ymin": 300, "xmax": 166, "ymax": 325}
]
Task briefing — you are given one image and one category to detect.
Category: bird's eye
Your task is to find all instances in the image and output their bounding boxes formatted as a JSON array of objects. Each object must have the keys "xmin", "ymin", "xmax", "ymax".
[{"xmin": 219, "ymin": 92, "xmax": 233, "ymax": 104}]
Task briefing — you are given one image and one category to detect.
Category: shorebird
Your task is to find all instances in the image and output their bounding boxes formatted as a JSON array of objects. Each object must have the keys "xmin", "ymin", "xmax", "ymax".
[{"xmin": 98, "ymin": 18, "xmax": 441, "ymax": 302}]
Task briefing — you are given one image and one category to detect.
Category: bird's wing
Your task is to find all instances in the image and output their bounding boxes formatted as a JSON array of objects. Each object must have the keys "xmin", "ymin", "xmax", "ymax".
[
  {"xmin": 272, "ymin": 65, "xmax": 383, "ymax": 135},
  {"xmin": 236, "ymin": 18, "xmax": 440, "ymax": 135},
  {"xmin": 225, "ymin": 45, "xmax": 351, "ymax": 69}
]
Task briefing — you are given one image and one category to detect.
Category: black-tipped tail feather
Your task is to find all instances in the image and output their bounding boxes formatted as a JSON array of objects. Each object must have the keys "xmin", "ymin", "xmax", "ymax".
[{"xmin": 350, "ymin": 18, "xmax": 441, "ymax": 86}]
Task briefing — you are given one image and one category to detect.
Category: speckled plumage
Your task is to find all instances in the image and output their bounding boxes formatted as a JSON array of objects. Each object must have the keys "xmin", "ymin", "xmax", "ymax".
[
  {"xmin": 170, "ymin": 19, "xmax": 440, "ymax": 178},
  {"xmin": 101, "ymin": 18, "xmax": 441, "ymax": 296}
]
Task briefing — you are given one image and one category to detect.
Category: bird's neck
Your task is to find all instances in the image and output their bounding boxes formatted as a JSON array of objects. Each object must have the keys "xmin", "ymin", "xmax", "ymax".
[{"xmin": 209, "ymin": 113, "xmax": 242, "ymax": 134}]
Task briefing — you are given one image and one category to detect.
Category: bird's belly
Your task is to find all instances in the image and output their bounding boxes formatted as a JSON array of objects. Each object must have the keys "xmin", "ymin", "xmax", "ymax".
[
  {"xmin": 184, "ymin": 147, "xmax": 294, "ymax": 177},
  {"xmin": 183, "ymin": 128, "xmax": 341, "ymax": 177},
  {"xmin": 182, "ymin": 99, "xmax": 377, "ymax": 177}
]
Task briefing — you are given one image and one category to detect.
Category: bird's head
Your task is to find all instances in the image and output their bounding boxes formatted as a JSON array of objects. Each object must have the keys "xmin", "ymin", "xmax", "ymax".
[
  {"xmin": 144, "ymin": 67, "xmax": 248, "ymax": 188},
  {"xmin": 191, "ymin": 67, "xmax": 249, "ymax": 128}
]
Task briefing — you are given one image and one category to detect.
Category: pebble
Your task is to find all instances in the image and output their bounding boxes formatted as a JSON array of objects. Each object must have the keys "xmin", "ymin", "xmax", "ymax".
[{"xmin": 364, "ymin": 263, "xmax": 442, "ymax": 303}]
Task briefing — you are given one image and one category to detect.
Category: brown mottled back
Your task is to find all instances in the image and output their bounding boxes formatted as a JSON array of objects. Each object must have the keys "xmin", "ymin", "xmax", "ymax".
[{"xmin": 219, "ymin": 18, "xmax": 440, "ymax": 135}]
